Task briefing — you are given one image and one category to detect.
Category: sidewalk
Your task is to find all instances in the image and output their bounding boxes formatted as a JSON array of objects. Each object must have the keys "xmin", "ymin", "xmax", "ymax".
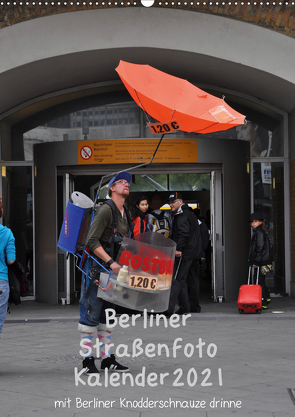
[{"xmin": 1, "ymin": 296, "xmax": 295, "ymax": 417}]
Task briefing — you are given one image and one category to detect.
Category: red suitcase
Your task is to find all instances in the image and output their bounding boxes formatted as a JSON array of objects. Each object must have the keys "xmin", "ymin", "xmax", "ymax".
[{"xmin": 238, "ymin": 267, "xmax": 262, "ymax": 314}]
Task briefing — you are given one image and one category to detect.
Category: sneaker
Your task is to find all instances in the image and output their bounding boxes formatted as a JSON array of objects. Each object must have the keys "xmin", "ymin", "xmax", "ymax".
[
  {"xmin": 82, "ymin": 356, "xmax": 100, "ymax": 375},
  {"xmin": 266, "ymin": 298, "xmax": 271, "ymax": 305},
  {"xmin": 101, "ymin": 354, "xmax": 129, "ymax": 373},
  {"xmin": 262, "ymin": 305, "xmax": 268, "ymax": 310}
]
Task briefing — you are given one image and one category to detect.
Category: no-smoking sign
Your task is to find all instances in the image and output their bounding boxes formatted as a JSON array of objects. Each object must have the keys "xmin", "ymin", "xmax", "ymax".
[{"xmin": 80, "ymin": 146, "xmax": 92, "ymax": 160}]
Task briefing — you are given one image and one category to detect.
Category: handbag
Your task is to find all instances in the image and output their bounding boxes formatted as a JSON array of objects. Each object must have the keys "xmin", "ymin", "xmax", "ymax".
[{"xmin": 260, "ymin": 264, "xmax": 273, "ymax": 275}]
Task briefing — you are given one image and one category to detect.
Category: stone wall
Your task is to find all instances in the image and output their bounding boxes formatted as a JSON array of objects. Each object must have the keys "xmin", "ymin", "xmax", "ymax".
[{"xmin": 0, "ymin": 3, "xmax": 295, "ymax": 38}]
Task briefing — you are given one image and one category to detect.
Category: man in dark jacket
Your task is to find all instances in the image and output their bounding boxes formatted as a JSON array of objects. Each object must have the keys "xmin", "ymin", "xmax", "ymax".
[{"xmin": 167, "ymin": 192, "xmax": 204, "ymax": 314}]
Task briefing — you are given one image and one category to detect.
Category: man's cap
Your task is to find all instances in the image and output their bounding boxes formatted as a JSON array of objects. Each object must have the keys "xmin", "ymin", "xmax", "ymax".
[
  {"xmin": 248, "ymin": 212, "xmax": 264, "ymax": 222},
  {"xmin": 166, "ymin": 192, "xmax": 183, "ymax": 202},
  {"xmin": 108, "ymin": 171, "xmax": 131, "ymax": 188}
]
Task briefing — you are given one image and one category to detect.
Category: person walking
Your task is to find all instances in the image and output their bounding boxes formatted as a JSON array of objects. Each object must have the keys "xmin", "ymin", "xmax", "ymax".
[
  {"xmin": 0, "ymin": 199, "xmax": 16, "ymax": 336},
  {"xmin": 78, "ymin": 172, "xmax": 133, "ymax": 374},
  {"xmin": 166, "ymin": 192, "xmax": 203, "ymax": 315},
  {"xmin": 130, "ymin": 195, "xmax": 149, "ymax": 236},
  {"xmin": 248, "ymin": 212, "xmax": 273, "ymax": 309}
]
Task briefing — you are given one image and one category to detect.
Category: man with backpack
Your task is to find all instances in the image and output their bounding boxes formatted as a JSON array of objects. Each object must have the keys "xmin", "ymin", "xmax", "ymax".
[{"xmin": 78, "ymin": 172, "xmax": 133, "ymax": 374}]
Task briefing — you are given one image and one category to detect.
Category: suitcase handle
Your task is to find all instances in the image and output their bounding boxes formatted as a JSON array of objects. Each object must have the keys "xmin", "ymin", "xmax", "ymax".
[{"xmin": 248, "ymin": 266, "xmax": 259, "ymax": 285}]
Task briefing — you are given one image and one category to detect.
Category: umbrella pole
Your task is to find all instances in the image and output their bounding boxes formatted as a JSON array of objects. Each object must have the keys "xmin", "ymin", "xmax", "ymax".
[{"xmin": 94, "ymin": 133, "xmax": 165, "ymax": 206}]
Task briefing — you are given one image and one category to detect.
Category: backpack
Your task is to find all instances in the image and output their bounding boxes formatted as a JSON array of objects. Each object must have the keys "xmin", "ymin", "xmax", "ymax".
[
  {"xmin": 8, "ymin": 260, "xmax": 28, "ymax": 306},
  {"xmin": 147, "ymin": 209, "xmax": 171, "ymax": 238}
]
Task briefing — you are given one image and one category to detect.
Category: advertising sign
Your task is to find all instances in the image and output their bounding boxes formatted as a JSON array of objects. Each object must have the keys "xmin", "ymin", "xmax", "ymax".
[{"xmin": 78, "ymin": 138, "xmax": 197, "ymax": 165}]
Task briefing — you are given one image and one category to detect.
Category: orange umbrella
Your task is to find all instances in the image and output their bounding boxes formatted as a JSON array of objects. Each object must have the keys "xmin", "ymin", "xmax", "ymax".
[{"xmin": 116, "ymin": 60, "xmax": 245, "ymax": 134}]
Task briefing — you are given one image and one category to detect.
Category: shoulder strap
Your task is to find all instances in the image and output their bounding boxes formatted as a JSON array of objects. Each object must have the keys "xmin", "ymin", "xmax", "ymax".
[
  {"xmin": 103, "ymin": 200, "xmax": 134, "ymax": 252},
  {"xmin": 123, "ymin": 205, "xmax": 134, "ymax": 239},
  {"xmin": 104, "ymin": 200, "xmax": 118, "ymax": 234},
  {"xmin": 103, "ymin": 200, "xmax": 118, "ymax": 258}
]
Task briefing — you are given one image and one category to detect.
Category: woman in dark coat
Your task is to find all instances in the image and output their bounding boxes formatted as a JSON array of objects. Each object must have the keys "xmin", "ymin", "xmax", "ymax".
[{"xmin": 248, "ymin": 212, "xmax": 273, "ymax": 309}]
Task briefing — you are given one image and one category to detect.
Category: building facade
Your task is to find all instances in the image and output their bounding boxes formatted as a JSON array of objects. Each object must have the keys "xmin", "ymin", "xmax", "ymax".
[{"xmin": 0, "ymin": 3, "xmax": 294, "ymax": 304}]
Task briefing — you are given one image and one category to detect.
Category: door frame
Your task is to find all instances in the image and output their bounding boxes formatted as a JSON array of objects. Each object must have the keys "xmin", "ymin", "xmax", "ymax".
[
  {"xmin": 62, "ymin": 165, "xmax": 224, "ymax": 303},
  {"xmin": 210, "ymin": 170, "xmax": 224, "ymax": 302},
  {"xmin": 57, "ymin": 172, "xmax": 75, "ymax": 304}
]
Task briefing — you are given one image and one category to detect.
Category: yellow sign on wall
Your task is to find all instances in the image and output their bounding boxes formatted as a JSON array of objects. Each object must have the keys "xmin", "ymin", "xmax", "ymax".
[{"xmin": 78, "ymin": 138, "xmax": 197, "ymax": 165}]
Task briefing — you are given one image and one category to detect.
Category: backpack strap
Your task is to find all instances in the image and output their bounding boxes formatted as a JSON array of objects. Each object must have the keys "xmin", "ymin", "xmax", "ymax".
[
  {"xmin": 103, "ymin": 200, "xmax": 134, "ymax": 258},
  {"xmin": 123, "ymin": 205, "xmax": 134, "ymax": 239},
  {"xmin": 104, "ymin": 200, "xmax": 118, "ymax": 259}
]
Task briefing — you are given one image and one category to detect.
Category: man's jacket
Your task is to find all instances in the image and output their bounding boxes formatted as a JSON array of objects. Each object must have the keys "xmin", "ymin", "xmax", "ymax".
[{"xmin": 170, "ymin": 204, "xmax": 203, "ymax": 261}]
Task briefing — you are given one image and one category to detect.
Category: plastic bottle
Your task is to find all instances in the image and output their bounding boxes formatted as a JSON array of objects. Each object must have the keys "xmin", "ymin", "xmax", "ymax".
[{"xmin": 116, "ymin": 265, "xmax": 129, "ymax": 291}]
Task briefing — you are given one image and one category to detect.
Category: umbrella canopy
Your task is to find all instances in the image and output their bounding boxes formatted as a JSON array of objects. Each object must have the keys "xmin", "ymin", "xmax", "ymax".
[{"xmin": 116, "ymin": 60, "xmax": 246, "ymax": 134}]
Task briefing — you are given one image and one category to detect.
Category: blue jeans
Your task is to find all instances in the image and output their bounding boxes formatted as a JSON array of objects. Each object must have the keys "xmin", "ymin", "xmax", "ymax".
[
  {"xmin": 79, "ymin": 269, "xmax": 114, "ymax": 327},
  {"xmin": 0, "ymin": 279, "xmax": 9, "ymax": 334}
]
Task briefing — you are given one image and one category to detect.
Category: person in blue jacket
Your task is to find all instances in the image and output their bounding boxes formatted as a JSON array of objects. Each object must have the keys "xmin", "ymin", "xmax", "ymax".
[{"xmin": 0, "ymin": 199, "xmax": 16, "ymax": 335}]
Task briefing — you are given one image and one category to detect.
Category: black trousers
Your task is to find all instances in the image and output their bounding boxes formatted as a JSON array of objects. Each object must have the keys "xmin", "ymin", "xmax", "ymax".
[
  {"xmin": 176, "ymin": 258, "xmax": 193, "ymax": 312},
  {"xmin": 187, "ymin": 258, "xmax": 200, "ymax": 310},
  {"xmin": 167, "ymin": 257, "xmax": 199, "ymax": 314}
]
